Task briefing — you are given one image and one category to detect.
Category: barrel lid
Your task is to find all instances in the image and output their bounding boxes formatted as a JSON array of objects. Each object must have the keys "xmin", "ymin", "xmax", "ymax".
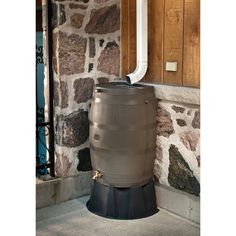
[{"xmin": 95, "ymin": 82, "xmax": 154, "ymax": 95}]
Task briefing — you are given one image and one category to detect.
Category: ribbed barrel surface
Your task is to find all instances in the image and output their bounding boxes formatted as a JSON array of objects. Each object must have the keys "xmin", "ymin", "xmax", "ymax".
[{"xmin": 89, "ymin": 82, "xmax": 156, "ymax": 187}]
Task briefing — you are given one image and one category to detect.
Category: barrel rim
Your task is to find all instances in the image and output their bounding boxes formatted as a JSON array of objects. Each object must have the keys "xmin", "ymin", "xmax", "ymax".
[{"xmin": 95, "ymin": 82, "xmax": 154, "ymax": 94}]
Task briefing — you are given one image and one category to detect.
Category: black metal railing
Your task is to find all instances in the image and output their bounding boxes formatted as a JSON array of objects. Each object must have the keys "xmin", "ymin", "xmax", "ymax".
[
  {"xmin": 36, "ymin": 0, "xmax": 55, "ymax": 177},
  {"xmin": 36, "ymin": 108, "xmax": 51, "ymax": 175}
]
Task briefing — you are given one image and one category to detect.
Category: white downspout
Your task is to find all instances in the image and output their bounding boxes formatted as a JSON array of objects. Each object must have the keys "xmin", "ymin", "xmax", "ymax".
[{"xmin": 126, "ymin": 0, "xmax": 148, "ymax": 85}]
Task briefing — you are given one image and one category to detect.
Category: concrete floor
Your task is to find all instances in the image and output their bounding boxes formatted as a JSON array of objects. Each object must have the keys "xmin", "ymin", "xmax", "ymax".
[{"xmin": 36, "ymin": 196, "xmax": 200, "ymax": 236}]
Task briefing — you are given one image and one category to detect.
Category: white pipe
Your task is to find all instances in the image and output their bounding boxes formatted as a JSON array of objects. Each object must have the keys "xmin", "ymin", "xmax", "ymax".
[{"xmin": 126, "ymin": 0, "xmax": 148, "ymax": 85}]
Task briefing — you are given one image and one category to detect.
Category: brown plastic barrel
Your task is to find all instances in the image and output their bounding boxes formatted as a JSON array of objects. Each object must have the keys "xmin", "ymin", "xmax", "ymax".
[{"xmin": 89, "ymin": 82, "xmax": 157, "ymax": 187}]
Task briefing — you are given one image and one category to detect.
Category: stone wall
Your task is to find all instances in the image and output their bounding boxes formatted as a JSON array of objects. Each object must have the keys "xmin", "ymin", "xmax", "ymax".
[
  {"xmin": 154, "ymin": 99, "xmax": 200, "ymax": 196},
  {"xmin": 50, "ymin": 0, "xmax": 120, "ymax": 177}
]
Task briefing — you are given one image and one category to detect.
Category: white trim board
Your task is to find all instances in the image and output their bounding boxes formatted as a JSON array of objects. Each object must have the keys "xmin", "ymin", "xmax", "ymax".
[{"xmin": 138, "ymin": 82, "xmax": 200, "ymax": 105}]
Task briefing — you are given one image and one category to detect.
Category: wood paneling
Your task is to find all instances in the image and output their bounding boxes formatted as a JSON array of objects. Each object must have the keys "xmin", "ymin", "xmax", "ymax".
[
  {"xmin": 121, "ymin": 0, "xmax": 200, "ymax": 88},
  {"xmin": 163, "ymin": 0, "xmax": 184, "ymax": 85},
  {"xmin": 146, "ymin": 0, "xmax": 164, "ymax": 83},
  {"xmin": 128, "ymin": 0, "xmax": 137, "ymax": 74},
  {"xmin": 121, "ymin": 0, "xmax": 136, "ymax": 77},
  {"xmin": 183, "ymin": 0, "xmax": 200, "ymax": 87},
  {"xmin": 121, "ymin": 0, "xmax": 129, "ymax": 76}
]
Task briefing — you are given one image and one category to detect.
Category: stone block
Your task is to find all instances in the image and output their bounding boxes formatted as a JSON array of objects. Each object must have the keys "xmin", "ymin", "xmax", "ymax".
[
  {"xmin": 180, "ymin": 131, "xmax": 200, "ymax": 151},
  {"xmin": 176, "ymin": 119, "xmax": 187, "ymax": 127},
  {"xmin": 74, "ymin": 78, "xmax": 94, "ymax": 103},
  {"xmin": 54, "ymin": 81, "xmax": 68, "ymax": 108},
  {"xmin": 97, "ymin": 41, "xmax": 120, "ymax": 75},
  {"xmin": 70, "ymin": 13, "xmax": 85, "ymax": 29},
  {"xmin": 52, "ymin": 3, "xmax": 66, "ymax": 29},
  {"xmin": 157, "ymin": 104, "xmax": 174, "ymax": 137},
  {"xmin": 85, "ymin": 5, "xmax": 120, "ymax": 34},
  {"xmin": 171, "ymin": 105, "xmax": 185, "ymax": 113},
  {"xmin": 53, "ymin": 31, "xmax": 87, "ymax": 75},
  {"xmin": 55, "ymin": 110, "xmax": 89, "ymax": 147},
  {"xmin": 88, "ymin": 63, "xmax": 93, "ymax": 72},
  {"xmin": 192, "ymin": 110, "xmax": 200, "ymax": 129},
  {"xmin": 89, "ymin": 37, "xmax": 95, "ymax": 58},
  {"xmin": 168, "ymin": 145, "xmax": 200, "ymax": 196},
  {"xmin": 55, "ymin": 152, "xmax": 72, "ymax": 177}
]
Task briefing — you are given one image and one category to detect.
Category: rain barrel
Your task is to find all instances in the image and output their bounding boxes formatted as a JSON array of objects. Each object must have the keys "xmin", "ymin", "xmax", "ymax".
[{"xmin": 89, "ymin": 82, "xmax": 157, "ymax": 187}]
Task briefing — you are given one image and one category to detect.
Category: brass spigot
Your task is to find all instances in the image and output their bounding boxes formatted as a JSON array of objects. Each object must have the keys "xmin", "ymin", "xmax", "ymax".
[{"xmin": 93, "ymin": 170, "xmax": 102, "ymax": 180}]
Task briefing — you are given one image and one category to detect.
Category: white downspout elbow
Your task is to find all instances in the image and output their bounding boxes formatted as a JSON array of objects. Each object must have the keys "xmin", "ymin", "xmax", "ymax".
[{"xmin": 126, "ymin": 0, "xmax": 148, "ymax": 85}]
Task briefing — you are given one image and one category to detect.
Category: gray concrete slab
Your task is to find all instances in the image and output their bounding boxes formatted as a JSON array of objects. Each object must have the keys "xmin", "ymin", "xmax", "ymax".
[
  {"xmin": 37, "ymin": 196, "xmax": 200, "ymax": 236},
  {"xmin": 36, "ymin": 172, "xmax": 92, "ymax": 209},
  {"xmin": 155, "ymin": 184, "xmax": 200, "ymax": 224}
]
